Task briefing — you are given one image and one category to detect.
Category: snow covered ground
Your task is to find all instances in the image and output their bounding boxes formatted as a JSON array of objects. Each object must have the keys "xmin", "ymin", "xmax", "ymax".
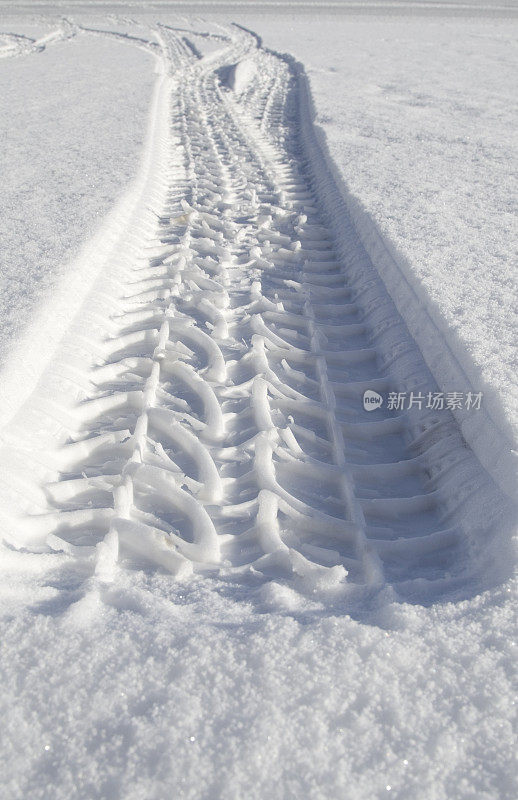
[
  {"xmin": 0, "ymin": 26, "xmax": 155, "ymax": 419},
  {"xmin": 0, "ymin": 6, "xmax": 516, "ymax": 800},
  {"xmin": 0, "ymin": 30, "xmax": 154, "ymax": 362},
  {"xmin": 2, "ymin": 569, "xmax": 516, "ymax": 800}
]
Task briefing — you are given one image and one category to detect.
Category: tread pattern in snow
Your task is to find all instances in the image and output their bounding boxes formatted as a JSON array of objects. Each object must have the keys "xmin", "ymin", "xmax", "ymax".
[{"xmin": 0, "ymin": 23, "xmax": 504, "ymax": 603}]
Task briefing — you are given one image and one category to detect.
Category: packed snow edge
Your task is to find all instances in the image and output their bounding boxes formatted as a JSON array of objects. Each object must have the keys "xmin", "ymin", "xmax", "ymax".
[{"xmin": 0, "ymin": 51, "xmax": 165, "ymax": 433}]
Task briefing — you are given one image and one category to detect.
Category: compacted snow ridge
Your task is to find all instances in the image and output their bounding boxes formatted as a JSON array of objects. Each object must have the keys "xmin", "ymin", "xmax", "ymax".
[
  {"xmin": 0, "ymin": 16, "xmax": 163, "ymax": 61},
  {"xmin": 0, "ymin": 33, "xmax": 156, "ymax": 414},
  {"xmin": 0, "ymin": 20, "xmax": 513, "ymax": 609},
  {"xmin": 0, "ymin": 17, "xmax": 77, "ymax": 58}
]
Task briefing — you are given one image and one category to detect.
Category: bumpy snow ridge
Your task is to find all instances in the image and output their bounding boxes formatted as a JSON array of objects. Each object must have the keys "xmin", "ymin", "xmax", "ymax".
[
  {"xmin": 0, "ymin": 20, "xmax": 76, "ymax": 58},
  {"xmin": 0, "ymin": 22, "xmax": 513, "ymax": 605}
]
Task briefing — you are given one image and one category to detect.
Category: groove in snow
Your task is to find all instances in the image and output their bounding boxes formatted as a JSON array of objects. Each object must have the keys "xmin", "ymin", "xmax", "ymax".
[{"xmin": 0, "ymin": 21, "xmax": 512, "ymax": 607}]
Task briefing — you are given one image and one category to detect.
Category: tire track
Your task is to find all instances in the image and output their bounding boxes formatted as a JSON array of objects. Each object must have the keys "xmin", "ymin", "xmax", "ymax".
[
  {"xmin": 0, "ymin": 22, "xmax": 506, "ymax": 605},
  {"xmin": 0, "ymin": 19, "xmax": 78, "ymax": 59}
]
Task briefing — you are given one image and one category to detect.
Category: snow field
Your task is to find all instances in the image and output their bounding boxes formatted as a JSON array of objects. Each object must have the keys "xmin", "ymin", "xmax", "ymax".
[
  {"xmin": 1, "ymin": 21, "xmax": 510, "ymax": 600},
  {"xmin": 0, "ymin": 10, "xmax": 515, "ymax": 800},
  {"xmin": 0, "ymin": 571, "xmax": 516, "ymax": 800},
  {"xmin": 0, "ymin": 26, "xmax": 155, "ymax": 398}
]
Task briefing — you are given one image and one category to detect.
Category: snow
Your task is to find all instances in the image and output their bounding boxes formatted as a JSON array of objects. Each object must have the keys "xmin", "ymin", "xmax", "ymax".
[
  {"xmin": 0, "ymin": 8, "xmax": 516, "ymax": 800},
  {"xmin": 227, "ymin": 56, "xmax": 257, "ymax": 92},
  {"xmin": 242, "ymin": 11, "xmax": 518, "ymax": 497},
  {"xmin": 0, "ymin": 34, "xmax": 155, "ymax": 370},
  {"xmin": 1, "ymin": 568, "xmax": 516, "ymax": 800}
]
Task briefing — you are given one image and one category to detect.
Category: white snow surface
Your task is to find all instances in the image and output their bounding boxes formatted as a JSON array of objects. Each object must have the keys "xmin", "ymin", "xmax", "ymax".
[
  {"xmin": 0, "ymin": 9, "xmax": 516, "ymax": 800},
  {"xmin": 227, "ymin": 56, "xmax": 257, "ymax": 92},
  {"xmin": 1, "ymin": 565, "xmax": 516, "ymax": 800},
  {"xmin": 0, "ymin": 33, "xmax": 154, "ymax": 370}
]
